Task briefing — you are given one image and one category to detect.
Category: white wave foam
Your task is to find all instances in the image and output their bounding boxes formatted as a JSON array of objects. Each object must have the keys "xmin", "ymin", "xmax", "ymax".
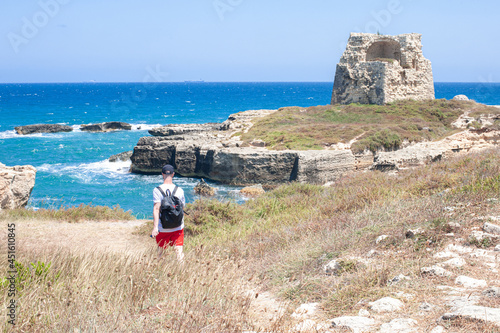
[
  {"xmin": 130, "ymin": 123, "xmax": 163, "ymax": 131},
  {"xmin": 37, "ymin": 159, "xmax": 132, "ymax": 184},
  {"xmin": 0, "ymin": 130, "xmax": 18, "ymax": 139}
]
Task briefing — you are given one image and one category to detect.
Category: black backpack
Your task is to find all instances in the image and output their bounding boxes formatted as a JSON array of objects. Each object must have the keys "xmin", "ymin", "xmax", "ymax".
[{"xmin": 156, "ymin": 185, "xmax": 184, "ymax": 229}]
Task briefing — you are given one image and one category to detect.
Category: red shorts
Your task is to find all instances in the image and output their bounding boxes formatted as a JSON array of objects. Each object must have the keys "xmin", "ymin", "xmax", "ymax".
[{"xmin": 156, "ymin": 230, "xmax": 184, "ymax": 248}]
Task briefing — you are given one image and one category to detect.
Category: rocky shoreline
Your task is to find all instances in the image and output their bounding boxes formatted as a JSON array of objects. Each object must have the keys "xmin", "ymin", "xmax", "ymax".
[{"xmin": 130, "ymin": 107, "xmax": 500, "ymax": 186}]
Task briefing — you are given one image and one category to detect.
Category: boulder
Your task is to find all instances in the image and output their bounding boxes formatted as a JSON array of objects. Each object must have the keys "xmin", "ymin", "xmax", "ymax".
[
  {"xmin": 442, "ymin": 306, "xmax": 500, "ymax": 327},
  {"xmin": 194, "ymin": 179, "xmax": 215, "ymax": 196},
  {"xmin": 324, "ymin": 260, "xmax": 341, "ymax": 276},
  {"xmin": 330, "ymin": 316, "xmax": 375, "ymax": 333},
  {"xmin": 109, "ymin": 151, "xmax": 133, "ymax": 162},
  {"xmin": 378, "ymin": 318, "xmax": 418, "ymax": 333},
  {"xmin": 438, "ymin": 257, "xmax": 466, "ymax": 268},
  {"xmin": 291, "ymin": 303, "xmax": 319, "ymax": 320},
  {"xmin": 455, "ymin": 275, "xmax": 487, "ymax": 289},
  {"xmin": 0, "ymin": 163, "xmax": 37, "ymax": 210},
  {"xmin": 421, "ymin": 265, "xmax": 453, "ymax": 277},
  {"xmin": 81, "ymin": 121, "xmax": 132, "ymax": 132},
  {"xmin": 240, "ymin": 184, "xmax": 265, "ymax": 197},
  {"xmin": 368, "ymin": 297, "xmax": 404, "ymax": 313},
  {"xmin": 483, "ymin": 222, "xmax": 500, "ymax": 235},
  {"xmin": 483, "ymin": 287, "xmax": 500, "ymax": 298},
  {"xmin": 452, "ymin": 94, "xmax": 469, "ymax": 101},
  {"xmin": 14, "ymin": 124, "xmax": 73, "ymax": 135}
]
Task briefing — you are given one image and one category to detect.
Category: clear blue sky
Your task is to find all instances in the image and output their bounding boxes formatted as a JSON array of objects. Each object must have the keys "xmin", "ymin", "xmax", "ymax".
[{"xmin": 1, "ymin": 0, "xmax": 499, "ymax": 83}]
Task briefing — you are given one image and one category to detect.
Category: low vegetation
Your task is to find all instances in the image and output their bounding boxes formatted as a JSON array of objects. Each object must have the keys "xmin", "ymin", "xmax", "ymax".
[
  {"xmin": 0, "ymin": 204, "xmax": 135, "ymax": 222},
  {"xmin": 239, "ymin": 99, "xmax": 499, "ymax": 152},
  {"xmin": 2, "ymin": 148, "xmax": 500, "ymax": 331}
]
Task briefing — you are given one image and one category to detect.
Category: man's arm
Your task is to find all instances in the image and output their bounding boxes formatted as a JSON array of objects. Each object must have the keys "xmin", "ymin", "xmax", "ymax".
[{"xmin": 152, "ymin": 202, "xmax": 161, "ymax": 237}]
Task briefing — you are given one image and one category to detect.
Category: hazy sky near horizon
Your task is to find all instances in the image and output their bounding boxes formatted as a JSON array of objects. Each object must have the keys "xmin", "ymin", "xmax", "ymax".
[{"xmin": 0, "ymin": 0, "xmax": 498, "ymax": 83}]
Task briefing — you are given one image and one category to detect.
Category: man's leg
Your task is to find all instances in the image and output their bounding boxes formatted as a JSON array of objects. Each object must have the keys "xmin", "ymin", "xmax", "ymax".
[
  {"xmin": 174, "ymin": 246, "xmax": 184, "ymax": 262},
  {"xmin": 157, "ymin": 246, "xmax": 164, "ymax": 259}
]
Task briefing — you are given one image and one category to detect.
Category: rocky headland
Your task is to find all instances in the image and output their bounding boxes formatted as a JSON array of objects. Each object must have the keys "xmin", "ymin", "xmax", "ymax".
[{"xmin": 130, "ymin": 100, "xmax": 500, "ymax": 186}]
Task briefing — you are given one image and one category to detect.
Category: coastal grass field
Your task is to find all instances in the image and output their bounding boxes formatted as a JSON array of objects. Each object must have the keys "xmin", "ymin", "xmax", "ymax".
[
  {"xmin": 1, "ymin": 147, "xmax": 500, "ymax": 331},
  {"xmin": 239, "ymin": 100, "xmax": 500, "ymax": 152}
]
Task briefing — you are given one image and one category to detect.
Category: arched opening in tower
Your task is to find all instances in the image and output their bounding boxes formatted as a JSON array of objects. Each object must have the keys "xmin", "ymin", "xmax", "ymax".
[{"xmin": 366, "ymin": 40, "xmax": 401, "ymax": 63}]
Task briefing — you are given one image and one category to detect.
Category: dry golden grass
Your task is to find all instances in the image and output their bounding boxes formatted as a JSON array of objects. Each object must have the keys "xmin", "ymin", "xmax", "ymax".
[{"xmin": 1, "ymin": 147, "xmax": 500, "ymax": 332}]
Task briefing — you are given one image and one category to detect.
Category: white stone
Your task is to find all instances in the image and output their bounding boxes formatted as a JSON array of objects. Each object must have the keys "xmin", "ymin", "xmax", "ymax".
[
  {"xmin": 323, "ymin": 260, "xmax": 341, "ymax": 276},
  {"xmin": 421, "ymin": 265, "xmax": 453, "ymax": 277},
  {"xmin": 0, "ymin": 163, "xmax": 37, "ymax": 210},
  {"xmin": 455, "ymin": 275, "xmax": 488, "ymax": 289},
  {"xmin": 293, "ymin": 319, "xmax": 316, "ymax": 332},
  {"xmin": 291, "ymin": 303, "xmax": 319, "ymax": 320},
  {"xmin": 358, "ymin": 309, "xmax": 370, "ymax": 317},
  {"xmin": 438, "ymin": 257, "xmax": 466, "ymax": 268},
  {"xmin": 368, "ymin": 297, "xmax": 404, "ymax": 313},
  {"xmin": 443, "ymin": 306, "xmax": 500, "ymax": 327},
  {"xmin": 446, "ymin": 244, "xmax": 473, "ymax": 254},
  {"xmin": 483, "ymin": 287, "xmax": 500, "ymax": 298},
  {"xmin": 434, "ymin": 250, "xmax": 459, "ymax": 259},
  {"xmin": 376, "ymin": 235, "xmax": 389, "ymax": 244},
  {"xmin": 388, "ymin": 274, "xmax": 411, "ymax": 285},
  {"xmin": 378, "ymin": 318, "xmax": 418, "ymax": 333},
  {"xmin": 483, "ymin": 222, "xmax": 500, "ymax": 235},
  {"xmin": 330, "ymin": 316, "xmax": 375, "ymax": 333},
  {"xmin": 429, "ymin": 325, "xmax": 445, "ymax": 333},
  {"xmin": 495, "ymin": 244, "xmax": 500, "ymax": 252},
  {"xmin": 419, "ymin": 302, "xmax": 434, "ymax": 311},
  {"xmin": 470, "ymin": 249, "xmax": 496, "ymax": 262},
  {"xmin": 452, "ymin": 94, "xmax": 469, "ymax": 101}
]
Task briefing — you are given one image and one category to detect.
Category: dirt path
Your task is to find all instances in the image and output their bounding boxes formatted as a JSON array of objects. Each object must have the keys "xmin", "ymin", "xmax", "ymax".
[{"xmin": 1, "ymin": 219, "xmax": 153, "ymax": 256}]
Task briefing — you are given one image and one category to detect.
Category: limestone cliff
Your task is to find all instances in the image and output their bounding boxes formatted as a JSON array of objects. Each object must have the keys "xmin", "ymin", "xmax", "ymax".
[
  {"xmin": 331, "ymin": 33, "xmax": 434, "ymax": 105},
  {"xmin": 130, "ymin": 107, "xmax": 500, "ymax": 186},
  {"xmin": 0, "ymin": 163, "xmax": 37, "ymax": 210}
]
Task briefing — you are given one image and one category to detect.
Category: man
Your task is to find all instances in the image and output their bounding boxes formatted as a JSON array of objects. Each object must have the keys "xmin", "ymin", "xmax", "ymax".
[{"xmin": 152, "ymin": 164, "xmax": 185, "ymax": 261}]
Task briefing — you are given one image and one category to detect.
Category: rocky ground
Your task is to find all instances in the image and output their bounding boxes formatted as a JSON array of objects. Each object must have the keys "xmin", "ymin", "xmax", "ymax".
[{"xmin": 246, "ymin": 211, "xmax": 500, "ymax": 332}]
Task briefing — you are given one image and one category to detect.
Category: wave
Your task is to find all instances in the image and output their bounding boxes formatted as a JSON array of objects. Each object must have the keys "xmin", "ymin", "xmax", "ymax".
[
  {"xmin": 0, "ymin": 123, "xmax": 164, "ymax": 139},
  {"xmin": 0, "ymin": 130, "xmax": 17, "ymax": 139},
  {"xmin": 37, "ymin": 159, "xmax": 132, "ymax": 184}
]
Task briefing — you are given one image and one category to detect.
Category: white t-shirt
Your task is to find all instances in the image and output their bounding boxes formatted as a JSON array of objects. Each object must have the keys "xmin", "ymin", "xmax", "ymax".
[{"xmin": 153, "ymin": 184, "xmax": 185, "ymax": 233}]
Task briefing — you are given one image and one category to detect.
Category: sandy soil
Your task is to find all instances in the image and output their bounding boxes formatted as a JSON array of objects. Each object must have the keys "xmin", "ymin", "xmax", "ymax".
[{"xmin": 1, "ymin": 219, "xmax": 153, "ymax": 256}]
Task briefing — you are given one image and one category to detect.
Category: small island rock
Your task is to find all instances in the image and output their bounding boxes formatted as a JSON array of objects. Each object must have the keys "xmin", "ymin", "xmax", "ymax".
[
  {"xmin": 194, "ymin": 179, "xmax": 216, "ymax": 196},
  {"xmin": 15, "ymin": 124, "xmax": 73, "ymax": 135},
  {"xmin": 81, "ymin": 122, "xmax": 132, "ymax": 132}
]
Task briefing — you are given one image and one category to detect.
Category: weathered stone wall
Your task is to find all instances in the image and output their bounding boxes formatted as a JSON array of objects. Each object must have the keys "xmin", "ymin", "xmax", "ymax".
[{"xmin": 331, "ymin": 33, "xmax": 434, "ymax": 105}]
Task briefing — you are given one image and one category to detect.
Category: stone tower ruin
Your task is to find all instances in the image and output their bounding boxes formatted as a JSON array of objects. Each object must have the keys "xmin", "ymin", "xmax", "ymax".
[{"xmin": 331, "ymin": 33, "xmax": 434, "ymax": 105}]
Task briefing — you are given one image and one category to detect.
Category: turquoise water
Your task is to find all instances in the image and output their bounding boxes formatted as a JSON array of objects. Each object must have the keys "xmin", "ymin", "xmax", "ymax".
[{"xmin": 0, "ymin": 82, "xmax": 498, "ymax": 218}]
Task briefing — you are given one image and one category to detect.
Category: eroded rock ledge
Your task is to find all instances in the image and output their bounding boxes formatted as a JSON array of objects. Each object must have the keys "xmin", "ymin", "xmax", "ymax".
[
  {"xmin": 15, "ymin": 124, "xmax": 73, "ymax": 135},
  {"xmin": 0, "ymin": 163, "xmax": 36, "ymax": 210},
  {"xmin": 130, "ymin": 109, "xmax": 500, "ymax": 185}
]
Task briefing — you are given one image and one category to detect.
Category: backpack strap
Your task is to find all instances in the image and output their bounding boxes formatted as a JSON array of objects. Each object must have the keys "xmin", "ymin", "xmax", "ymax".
[
  {"xmin": 156, "ymin": 186, "xmax": 166, "ymax": 197},
  {"xmin": 156, "ymin": 186, "xmax": 173, "ymax": 198},
  {"xmin": 172, "ymin": 185, "xmax": 179, "ymax": 197}
]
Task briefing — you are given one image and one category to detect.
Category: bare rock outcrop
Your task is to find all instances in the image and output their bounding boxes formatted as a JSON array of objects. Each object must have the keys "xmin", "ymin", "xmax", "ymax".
[
  {"xmin": 331, "ymin": 33, "xmax": 434, "ymax": 105},
  {"xmin": 130, "ymin": 109, "xmax": 357, "ymax": 185},
  {"xmin": 130, "ymin": 105, "xmax": 499, "ymax": 186},
  {"xmin": 15, "ymin": 124, "xmax": 73, "ymax": 135},
  {"xmin": 0, "ymin": 163, "xmax": 36, "ymax": 210},
  {"xmin": 81, "ymin": 122, "xmax": 132, "ymax": 132}
]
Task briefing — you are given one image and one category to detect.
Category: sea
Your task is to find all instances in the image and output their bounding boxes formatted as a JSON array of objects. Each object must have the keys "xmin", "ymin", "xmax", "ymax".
[{"xmin": 1, "ymin": 82, "xmax": 499, "ymax": 218}]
